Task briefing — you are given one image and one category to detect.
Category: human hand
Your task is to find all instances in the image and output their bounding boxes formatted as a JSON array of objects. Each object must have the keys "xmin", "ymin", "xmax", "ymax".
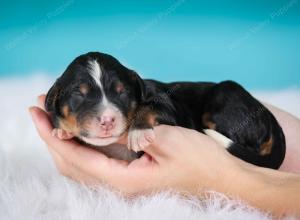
[
  {"xmin": 29, "ymin": 95, "xmax": 238, "ymax": 195},
  {"xmin": 263, "ymin": 103, "xmax": 300, "ymax": 173},
  {"xmin": 30, "ymin": 96, "xmax": 300, "ymax": 217}
]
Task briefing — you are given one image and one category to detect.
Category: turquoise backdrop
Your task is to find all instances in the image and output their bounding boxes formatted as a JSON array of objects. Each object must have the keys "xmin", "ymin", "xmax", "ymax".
[{"xmin": 1, "ymin": 0, "xmax": 300, "ymax": 89}]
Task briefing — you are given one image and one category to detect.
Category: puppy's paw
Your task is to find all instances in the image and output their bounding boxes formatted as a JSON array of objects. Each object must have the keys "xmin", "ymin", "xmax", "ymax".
[
  {"xmin": 51, "ymin": 128, "xmax": 74, "ymax": 140},
  {"xmin": 128, "ymin": 128, "xmax": 155, "ymax": 152}
]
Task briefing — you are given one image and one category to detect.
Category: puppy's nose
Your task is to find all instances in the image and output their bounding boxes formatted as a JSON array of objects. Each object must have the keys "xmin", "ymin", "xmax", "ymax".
[{"xmin": 100, "ymin": 116, "xmax": 115, "ymax": 130}]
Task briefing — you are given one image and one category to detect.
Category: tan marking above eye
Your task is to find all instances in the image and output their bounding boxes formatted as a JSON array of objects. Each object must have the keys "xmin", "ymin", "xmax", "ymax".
[
  {"xmin": 202, "ymin": 112, "xmax": 216, "ymax": 130},
  {"xmin": 62, "ymin": 105, "xmax": 70, "ymax": 117},
  {"xmin": 116, "ymin": 82, "xmax": 125, "ymax": 93},
  {"xmin": 260, "ymin": 136, "xmax": 273, "ymax": 156},
  {"xmin": 79, "ymin": 83, "xmax": 89, "ymax": 94}
]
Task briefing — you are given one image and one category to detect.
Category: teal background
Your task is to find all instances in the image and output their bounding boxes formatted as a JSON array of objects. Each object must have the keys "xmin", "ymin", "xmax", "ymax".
[{"xmin": 1, "ymin": 0, "xmax": 300, "ymax": 89}]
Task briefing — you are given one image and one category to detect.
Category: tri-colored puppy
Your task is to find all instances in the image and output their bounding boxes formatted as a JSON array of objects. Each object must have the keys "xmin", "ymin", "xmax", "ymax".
[{"xmin": 45, "ymin": 52, "xmax": 286, "ymax": 168}]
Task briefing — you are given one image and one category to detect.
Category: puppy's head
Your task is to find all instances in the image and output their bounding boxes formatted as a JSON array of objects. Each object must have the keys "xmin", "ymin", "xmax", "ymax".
[{"xmin": 45, "ymin": 52, "xmax": 145, "ymax": 146}]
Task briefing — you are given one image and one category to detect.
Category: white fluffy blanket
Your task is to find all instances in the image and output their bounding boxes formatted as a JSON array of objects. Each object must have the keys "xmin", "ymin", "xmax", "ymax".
[{"xmin": 0, "ymin": 76, "xmax": 299, "ymax": 220}]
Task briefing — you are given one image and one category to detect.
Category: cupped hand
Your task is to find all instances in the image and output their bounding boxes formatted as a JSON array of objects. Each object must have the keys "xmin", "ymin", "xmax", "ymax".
[{"xmin": 29, "ymin": 95, "xmax": 237, "ymax": 195}]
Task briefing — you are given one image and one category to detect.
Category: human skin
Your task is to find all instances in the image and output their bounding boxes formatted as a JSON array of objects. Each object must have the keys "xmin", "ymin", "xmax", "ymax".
[{"xmin": 29, "ymin": 95, "xmax": 300, "ymax": 218}]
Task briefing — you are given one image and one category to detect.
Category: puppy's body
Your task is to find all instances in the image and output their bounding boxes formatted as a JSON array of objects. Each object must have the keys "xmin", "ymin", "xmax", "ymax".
[
  {"xmin": 46, "ymin": 52, "xmax": 286, "ymax": 168},
  {"xmin": 142, "ymin": 80, "xmax": 285, "ymax": 168}
]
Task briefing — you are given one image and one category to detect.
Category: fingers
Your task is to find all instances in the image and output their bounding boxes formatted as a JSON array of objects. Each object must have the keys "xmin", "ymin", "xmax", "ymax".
[
  {"xmin": 29, "ymin": 106, "xmax": 108, "ymax": 171},
  {"xmin": 37, "ymin": 94, "xmax": 46, "ymax": 111},
  {"xmin": 52, "ymin": 128, "xmax": 75, "ymax": 140},
  {"xmin": 143, "ymin": 125, "xmax": 217, "ymax": 161},
  {"xmin": 29, "ymin": 106, "xmax": 154, "ymax": 186},
  {"xmin": 30, "ymin": 96, "xmax": 161, "ymax": 192},
  {"xmin": 35, "ymin": 92, "xmax": 170, "ymax": 160},
  {"xmin": 29, "ymin": 106, "xmax": 55, "ymax": 144},
  {"xmin": 48, "ymin": 146, "xmax": 101, "ymax": 185},
  {"xmin": 142, "ymin": 125, "xmax": 182, "ymax": 160}
]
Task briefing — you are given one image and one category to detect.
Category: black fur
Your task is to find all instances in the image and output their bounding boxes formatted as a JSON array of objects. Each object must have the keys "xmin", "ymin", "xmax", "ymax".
[{"xmin": 46, "ymin": 52, "xmax": 286, "ymax": 169}]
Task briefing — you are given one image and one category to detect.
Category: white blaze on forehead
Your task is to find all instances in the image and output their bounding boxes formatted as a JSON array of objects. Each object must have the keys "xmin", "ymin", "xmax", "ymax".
[
  {"xmin": 88, "ymin": 60, "xmax": 102, "ymax": 87},
  {"xmin": 79, "ymin": 60, "xmax": 128, "ymax": 146},
  {"xmin": 88, "ymin": 60, "xmax": 108, "ymax": 105}
]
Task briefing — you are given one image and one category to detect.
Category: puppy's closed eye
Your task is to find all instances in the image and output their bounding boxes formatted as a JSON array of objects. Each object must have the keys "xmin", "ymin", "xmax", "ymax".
[
  {"xmin": 69, "ymin": 92, "xmax": 85, "ymax": 111},
  {"xmin": 116, "ymin": 82, "xmax": 130, "ymax": 99}
]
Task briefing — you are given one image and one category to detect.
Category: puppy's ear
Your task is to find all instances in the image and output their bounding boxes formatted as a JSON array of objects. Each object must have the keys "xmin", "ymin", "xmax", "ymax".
[
  {"xmin": 131, "ymin": 71, "xmax": 146, "ymax": 102},
  {"xmin": 45, "ymin": 80, "xmax": 61, "ymax": 113}
]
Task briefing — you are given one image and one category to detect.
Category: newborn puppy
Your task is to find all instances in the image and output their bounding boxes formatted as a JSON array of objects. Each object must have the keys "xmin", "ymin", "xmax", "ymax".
[{"xmin": 45, "ymin": 52, "xmax": 286, "ymax": 168}]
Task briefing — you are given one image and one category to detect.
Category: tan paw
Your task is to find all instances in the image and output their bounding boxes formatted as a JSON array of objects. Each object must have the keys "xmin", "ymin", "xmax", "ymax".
[
  {"xmin": 51, "ymin": 128, "xmax": 74, "ymax": 140},
  {"xmin": 127, "ymin": 128, "xmax": 155, "ymax": 152}
]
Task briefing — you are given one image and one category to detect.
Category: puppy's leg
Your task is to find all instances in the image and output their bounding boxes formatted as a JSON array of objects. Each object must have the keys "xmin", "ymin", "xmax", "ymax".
[
  {"xmin": 52, "ymin": 128, "xmax": 74, "ymax": 140},
  {"xmin": 127, "ymin": 106, "xmax": 158, "ymax": 152},
  {"xmin": 203, "ymin": 129, "xmax": 233, "ymax": 148},
  {"xmin": 201, "ymin": 80, "xmax": 285, "ymax": 169},
  {"xmin": 128, "ymin": 129, "xmax": 155, "ymax": 152}
]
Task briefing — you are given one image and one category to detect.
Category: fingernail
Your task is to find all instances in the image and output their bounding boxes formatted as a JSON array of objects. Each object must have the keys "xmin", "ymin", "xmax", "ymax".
[
  {"xmin": 28, "ymin": 107, "xmax": 34, "ymax": 118},
  {"xmin": 28, "ymin": 107, "xmax": 38, "ymax": 123}
]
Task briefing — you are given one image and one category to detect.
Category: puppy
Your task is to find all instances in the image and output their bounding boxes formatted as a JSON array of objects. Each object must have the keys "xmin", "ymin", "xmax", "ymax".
[{"xmin": 45, "ymin": 52, "xmax": 286, "ymax": 168}]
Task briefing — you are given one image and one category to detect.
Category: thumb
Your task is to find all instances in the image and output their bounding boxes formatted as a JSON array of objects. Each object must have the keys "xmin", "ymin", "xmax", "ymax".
[
  {"xmin": 142, "ymin": 125, "xmax": 181, "ymax": 162},
  {"xmin": 37, "ymin": 94, "xmax": 46, "ymax": 111},
  {"xmin": 29, "ymin": 106, "xmax": 54, "ymax": 143}
]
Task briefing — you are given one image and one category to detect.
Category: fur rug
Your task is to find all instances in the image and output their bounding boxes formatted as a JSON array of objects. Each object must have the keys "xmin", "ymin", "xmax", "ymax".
[{"xmin": 0, "ymin": 76, "xmax": 299, "ymax": 220}]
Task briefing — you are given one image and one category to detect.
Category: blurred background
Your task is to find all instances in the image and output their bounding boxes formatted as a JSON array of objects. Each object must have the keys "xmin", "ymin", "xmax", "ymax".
[
  {"xmin": 0, "ymin": 0, "xmax": 300, "ymax": 90},
  {"xmin": 1, "ymin": 1, "xmax": 300, "ymax": 217}
]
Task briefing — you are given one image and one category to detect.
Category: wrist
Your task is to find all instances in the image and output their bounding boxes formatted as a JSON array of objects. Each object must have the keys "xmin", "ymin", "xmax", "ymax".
[
  {"xmin": 194, "ymin": 153, "xmax": 246, "ymax": 195},
  {"xmin": 215, "ymin": 157, "xmax": 253, "ymax": 194},
  {"xmin": 216, "ymin": 158, "xmax": 299, "ymax": 217}
]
